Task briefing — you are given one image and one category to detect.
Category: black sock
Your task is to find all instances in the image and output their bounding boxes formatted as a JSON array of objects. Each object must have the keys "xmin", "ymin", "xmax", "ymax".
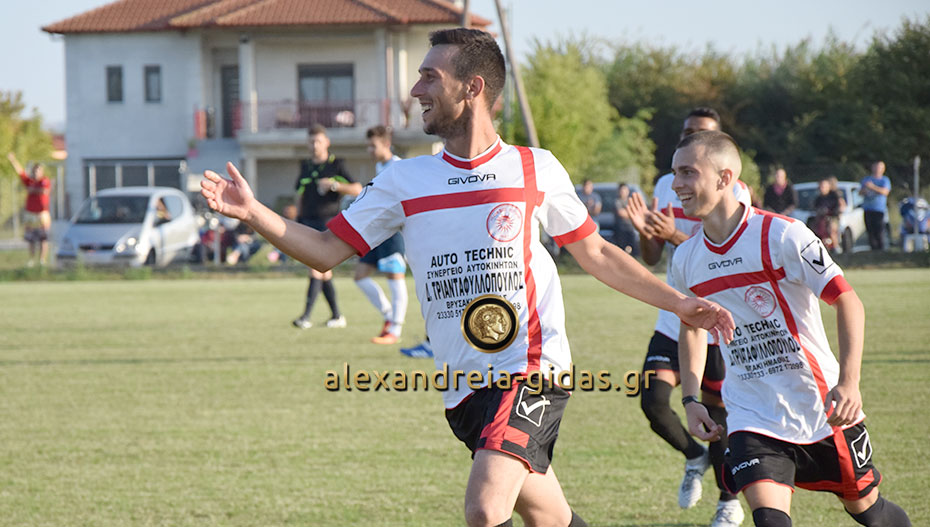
[
  {"xmin": 705, "ymin": 404, "xmax": 736, "ymax": 500},
  {"xmin": 849, "ymin": 494, "xmax": 911, "ymax": 527},
  {"xmin": 752, "ymin": 507, "xmax": 791, "ymax": 527},
  {"xmin": 568, "ymin": 510, "xmax": 587, "ymax": 527},
  {"xmin": 321, "ymin": 278, "xmax": 340, "ymax": 318},
  {"xmin": 302, "ymin": 277, "xmax": 323, "ymax": 318},
  {"xmin": 640, "ymin": 379, "xmax": 704, "ymax": 459}
]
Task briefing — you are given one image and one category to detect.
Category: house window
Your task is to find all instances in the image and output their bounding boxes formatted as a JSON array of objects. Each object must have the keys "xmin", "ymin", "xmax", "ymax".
[
  {"xmin": 106, "ymin": 66, "xmax": 123, "ymax": 102},
  {"xmin": 297, "ymin": 64, "xmax": 354, "ymax": 127},
  {"xmin": 145, "ymin": 65, "xmax": 162, "ymax": 102}
]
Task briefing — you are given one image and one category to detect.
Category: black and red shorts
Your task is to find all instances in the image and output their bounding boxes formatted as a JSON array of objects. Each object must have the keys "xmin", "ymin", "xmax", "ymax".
[
  {"xmin": 642, "ymin": 331, "xmax": 726, "ymax": 396},
  {"xmin": 724, "ymin": 423, "xmax": 882, "ymax": 501},
  {"xmin": 445, "ymin": 378, "xmax": 569, "ymax": 474}
]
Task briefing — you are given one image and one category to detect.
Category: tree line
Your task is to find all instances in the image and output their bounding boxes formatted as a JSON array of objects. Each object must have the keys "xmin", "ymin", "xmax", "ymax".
[{"xmin": 508, "ymin": 16, "xmax": 930, "ymax": 198}]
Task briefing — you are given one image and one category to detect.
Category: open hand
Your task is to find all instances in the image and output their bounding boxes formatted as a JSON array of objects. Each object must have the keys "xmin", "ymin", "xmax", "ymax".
[
  {"xmin": 627, "ymin": 192, "xmax": 652, "ymax": 238},
  {"xmin": 678, "ymin": 297, "xmax": 735, "ymax": 345},
  {"xmin": 200, "ymin": 162, "xmax": 255, "ymax": 221},
  {"xmin": 645, "ymin": 203, "xmax": 678, "ymax": 241}
]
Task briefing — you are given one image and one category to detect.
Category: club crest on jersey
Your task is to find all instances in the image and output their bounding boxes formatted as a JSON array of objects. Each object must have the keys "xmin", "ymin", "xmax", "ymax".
[
  {"xmin": 486, "ymin": 204, "xmax": 523, "ymax": 242},
  {"xmin": 744, "ymin": 286, "xmax": 777, "ymax": 318}
]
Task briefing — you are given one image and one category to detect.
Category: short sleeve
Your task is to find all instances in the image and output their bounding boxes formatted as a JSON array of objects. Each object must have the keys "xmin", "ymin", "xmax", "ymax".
[
  {"xmin": 328, "ymin": 165, "xmax": 404, "ymax": 256},
  {"xmin": 534, "ymin": 151, "xmax": 596, "ymax": 246},
  {"xmin": 669, "ymin": 242, "xmax": 695, "ymax": 297},
  {"xmin": 334, "ymin": 159, "xmax": 354, "ymax": 183},
  {"xmin": 777, "ymin": 220, "xmax": 849, "ymax": 302}
]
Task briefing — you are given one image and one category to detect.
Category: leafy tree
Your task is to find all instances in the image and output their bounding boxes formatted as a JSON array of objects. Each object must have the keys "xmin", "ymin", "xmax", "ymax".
[{"xmin": 514, "ymin": 39, "xmax": 656, "ymax": 187}]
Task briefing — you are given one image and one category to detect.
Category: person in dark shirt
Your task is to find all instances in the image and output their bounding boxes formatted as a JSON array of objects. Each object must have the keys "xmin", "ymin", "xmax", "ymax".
[
  {"xmin": 763, "ymin": 168, "xmax": 797, "ymax": 215},
  {"xmin": 292, "ymin": 124, "xmax": 362, "ymax": 329},
  {"xmin": 810, "ymin": 177, "xmax": 846, "ymax": 250}
]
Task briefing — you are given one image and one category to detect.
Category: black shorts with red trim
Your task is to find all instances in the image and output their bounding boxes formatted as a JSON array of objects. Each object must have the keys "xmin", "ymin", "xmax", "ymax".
[
  {"xmin": 445, "ymin": 379, "xmax": 569, "ymax": 474},
  {"xmin": 642, "ymin": 331, "xmax": 726, "ymax": 396},
  {"xmin": 724, "ymin": 423, "xmax": 882, "ymax": 501}
]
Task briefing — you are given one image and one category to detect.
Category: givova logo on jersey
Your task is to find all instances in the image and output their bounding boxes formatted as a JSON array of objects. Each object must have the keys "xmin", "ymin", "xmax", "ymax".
[{"xmin": 486, "ymin": 204, "xmax": 523, "ymax": 242}]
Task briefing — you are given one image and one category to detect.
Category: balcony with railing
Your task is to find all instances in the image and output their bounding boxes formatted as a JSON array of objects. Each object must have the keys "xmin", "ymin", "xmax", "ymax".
[{"xmin": 193, "ymin": 98, "xmax": 422, "ymax": 140}]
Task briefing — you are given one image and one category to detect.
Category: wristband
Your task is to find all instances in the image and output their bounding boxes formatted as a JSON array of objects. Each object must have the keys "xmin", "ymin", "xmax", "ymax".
[
  {"xmin": 681, "ymin": 395, "xmax": 700, "ymax": 407},
  {"xmin": 330, "ymin": 181, "xmax": 339, "ymax": 192}
]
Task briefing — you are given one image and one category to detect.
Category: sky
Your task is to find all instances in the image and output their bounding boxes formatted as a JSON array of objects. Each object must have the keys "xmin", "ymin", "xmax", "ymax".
[{"xmin": 1, "ymin": 0, "xmax": 926, "ymax": 131}]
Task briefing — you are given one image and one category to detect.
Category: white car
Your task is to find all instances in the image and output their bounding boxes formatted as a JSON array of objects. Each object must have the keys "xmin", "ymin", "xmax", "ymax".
[
  {"xmin": 789, "ymin": 181, "xmax": 867, "ymax": 253},
  {"xmin": 57, "ymin": 187, "xmax": 199, "ymax": 266}
]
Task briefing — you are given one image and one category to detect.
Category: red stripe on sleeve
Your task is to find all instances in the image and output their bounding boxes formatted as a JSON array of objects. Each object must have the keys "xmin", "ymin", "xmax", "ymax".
[
  {"xmin": 325, "ymin": 213, "xmax": 371, "ymax": 256},
  {"xmin": 820, "ymin": 276, "xmax": 853, "ymax": 305},
  {"xmin": 552, "ymin": 216, "xmax": 597, "ymax": 247}
]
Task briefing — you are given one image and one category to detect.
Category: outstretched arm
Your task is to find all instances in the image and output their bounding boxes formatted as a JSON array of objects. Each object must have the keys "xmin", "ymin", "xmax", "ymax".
[
  {"xmin": 824, "ymin": 290, "xmax": 865, "ymax": 426},
  {"xmin": 7, "ymin": 152, "xmax": 25, "ymax": 176},
  {"xmin": 564, "ymin": 232, "xmax": 734, "ymax": 343},
  {"xmin": 679, "ymin": 323, "xmax": 723, "ymax": 441},
  {"xmin": 201, "ymin": 162, "xmax": 355, "ymax": 271}
]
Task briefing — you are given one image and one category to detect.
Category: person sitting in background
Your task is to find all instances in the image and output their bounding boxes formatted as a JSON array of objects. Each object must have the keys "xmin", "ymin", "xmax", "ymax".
[
  {"xmin": 613, "ymin": 183, "xmax": 639, "ymax": 256},
  {"xmin": 226, "ymin": 222, "xmax": 262, "ymax": 265},
  {"xmin": 578, "ymin": 178, "xmax": 602, "ymax": 229},
  {"xmin": 763, "ymin": 168, "xmax": 797, "ymax": 215},
  {"xmin": 811, "ymin": 177, "xmax": 845, "ymax": 250}
]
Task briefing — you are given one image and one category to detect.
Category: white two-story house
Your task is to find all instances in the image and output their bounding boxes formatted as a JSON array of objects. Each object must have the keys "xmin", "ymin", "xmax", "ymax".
[{"xmin": 44, "ymin": 0, "xmax": 490, "ymax": 215}]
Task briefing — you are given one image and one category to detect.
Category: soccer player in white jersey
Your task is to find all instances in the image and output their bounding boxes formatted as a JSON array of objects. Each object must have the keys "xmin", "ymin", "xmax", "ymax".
[
  {"xmin": 627, "ymin": 108, "xmax": 746, "ymax": 527},
  {"xmin": 355, "ymin": 125, "xmax": 410, "ymax": 345},
  {"xmin": 671, "ymin": 131, "xmax": 910, "ymax": 527},
  {"xmin": 201, "ymin": 28, "xmax": 735, "ymax": 527}
]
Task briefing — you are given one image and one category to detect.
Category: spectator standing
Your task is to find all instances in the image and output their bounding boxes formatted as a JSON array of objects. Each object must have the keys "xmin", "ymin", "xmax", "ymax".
[
  {"xmin": 859, "ymin": 161, "xmax": 891, "ymax": 250},
  {"xmin": 7, "ymin": 152, "xmax": 52, "ymax": 267}
]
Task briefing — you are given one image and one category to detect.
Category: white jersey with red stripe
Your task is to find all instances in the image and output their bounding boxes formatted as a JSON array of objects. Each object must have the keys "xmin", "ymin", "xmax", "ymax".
[
  {"xmin": 652, "ymin": 172, "xmax": 751, "ymax": 342},
  {"xmin": 671, "ymin": 205, "xmax": 863, "ymax": 443},
  {"xmin": 328, "ymin": 137, "xmax": 596, "ymax": 408}
]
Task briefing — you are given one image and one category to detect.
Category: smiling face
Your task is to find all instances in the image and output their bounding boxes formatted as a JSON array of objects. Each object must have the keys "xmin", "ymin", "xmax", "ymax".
[
  {"xmin": 671, "ymin": 144, "xmax": 726, "ymax": 218},
  {"xmin": 410, "ymin": 45, "xmax": 471, "ymax": 140}
]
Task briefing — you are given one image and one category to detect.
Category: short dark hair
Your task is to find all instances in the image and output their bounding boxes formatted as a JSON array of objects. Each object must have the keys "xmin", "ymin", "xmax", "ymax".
[
  {"xmin": 428, "ymin": 28, "xmax": 506, "ymax": 110},
  {"xmin": 676, "ymin": 130, "xmax": 740, "ymax": 158},
  {"xmin": 366, "ymin": 125, "xmax": 391, "ymax": 141},
  {"xmin": 686, "ymin": 107, "xmax": 721, "ymax": 125},
  {"xmin": 307, "ymin": 124, "xmax": 328, "ymax": 137}
]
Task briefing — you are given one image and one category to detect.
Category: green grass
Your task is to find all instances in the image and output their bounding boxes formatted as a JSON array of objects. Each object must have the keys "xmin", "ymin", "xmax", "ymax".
[{"xmin": 0, "ymin": 270, "xmax": 927, "ymax": 526}]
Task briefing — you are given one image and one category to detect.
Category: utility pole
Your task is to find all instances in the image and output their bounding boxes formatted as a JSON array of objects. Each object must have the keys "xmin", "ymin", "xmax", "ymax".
[
  {"xmin": 493, "ymin": 0, "xmax": 538, "ymax": 147},
  {"xmin": 460, "ymin": 0, "xmax": 471, "ymax": 27}
]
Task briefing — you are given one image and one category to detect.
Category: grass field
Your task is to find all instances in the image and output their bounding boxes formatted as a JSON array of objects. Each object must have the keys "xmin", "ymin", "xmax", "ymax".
[{"xmin": 1, "ymin": 269, "xmax": 927, "ymax": 526}]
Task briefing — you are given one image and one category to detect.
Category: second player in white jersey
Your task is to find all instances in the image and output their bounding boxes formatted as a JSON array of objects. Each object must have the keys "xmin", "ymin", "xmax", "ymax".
[
  {"xmin": 652, "ymin": 172, "xmax": 752, "ymax": 342},
  {"xmin": 672, "ymin": 205, "xmax": 862, "ymax": 443},
  {"xmin": 329, "ymin": 137, "xmax": 595, "ymax": 408}
]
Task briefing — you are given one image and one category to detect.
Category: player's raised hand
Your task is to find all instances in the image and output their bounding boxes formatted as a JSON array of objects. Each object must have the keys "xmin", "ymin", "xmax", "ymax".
[
  {"xmin": 677, "ymin": 297, "xmax": 735, "ymax": 345},
  {"xmin": 684, "ymin": 400, "xmax": 724, "ymax": 441},
  {"xmin": 627, "ymin": 192, "xmax": 653, "ymax": 238},
  {"xmin": 201, "ymin": 162, "xmax": 254, "ymax": 221},
  {"xmin": 824, "ymin": 382, "xmax": 863, "ymax": 426},
  {"xmin": 645, "ymin": 203, "xmax": 678, "ymax": 241}
]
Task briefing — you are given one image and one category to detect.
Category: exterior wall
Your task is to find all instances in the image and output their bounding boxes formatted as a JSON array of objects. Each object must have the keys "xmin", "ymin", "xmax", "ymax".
[{"xmin": 63, "ymin": 32, "xmax": 202, "ymax": 212}]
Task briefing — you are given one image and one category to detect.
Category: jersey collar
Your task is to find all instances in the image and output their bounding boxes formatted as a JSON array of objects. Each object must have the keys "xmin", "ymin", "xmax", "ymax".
[
  {"xmin": 703, "ymin": 203, "xmax": 752, "ymax": 255},
  {"xmin": 441, "ymin": 137, "xmax": 504, "ymax": 169}
]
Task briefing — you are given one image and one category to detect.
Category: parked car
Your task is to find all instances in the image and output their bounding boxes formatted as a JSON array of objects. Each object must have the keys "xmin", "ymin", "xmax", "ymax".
[
  {"xmin": 789, "ymin": 181, "xmax": 868, "ymax": 253},
  {"xmin": 57, "ymin": 187, "xmax": 199, "ymax": 266}
]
